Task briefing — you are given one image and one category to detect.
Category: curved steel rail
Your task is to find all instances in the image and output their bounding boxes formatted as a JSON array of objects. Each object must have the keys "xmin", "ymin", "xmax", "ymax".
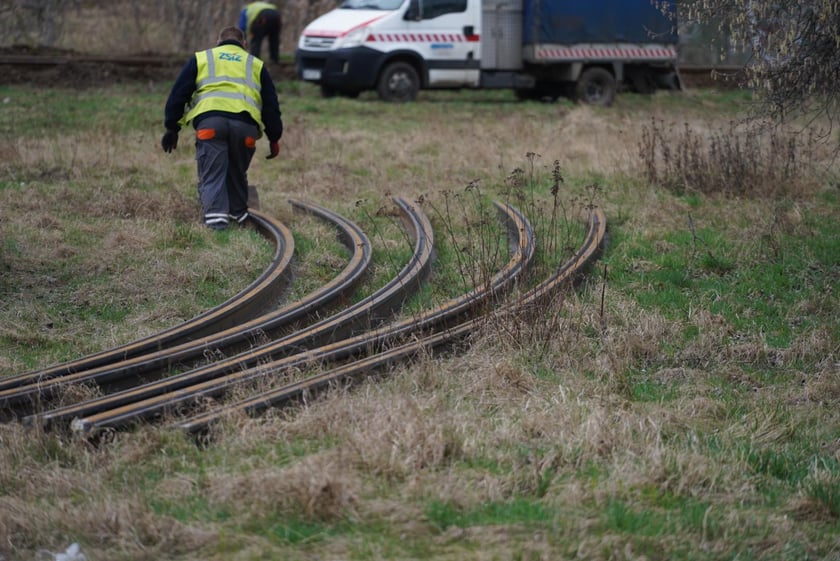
[
  {"xmin": 25, "ymin": 197, "xmax": 435, "ymax": 429},
  {"xmin": 0, "ymin": 209, "xmax": 294, "ymax": 390},
  {"xmin": 177, "ymin": 206, "xmax": 606, "ymax": 433},
  {"xmin": 56, "ymin": 201, "xmax": 536, "ymax": 433},
  {"xmin": 517, "ymin": 206, "xmax": 606, "ymax": 307},
  {"xmin": 0, "ymin": 201, "xmax": 372, "ymax": 414}
]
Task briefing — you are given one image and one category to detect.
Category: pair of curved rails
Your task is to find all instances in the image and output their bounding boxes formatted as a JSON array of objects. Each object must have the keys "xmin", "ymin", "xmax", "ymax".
[{"xmin": 2, "ymin": 197, "xmax": 606, "ymax": 436}]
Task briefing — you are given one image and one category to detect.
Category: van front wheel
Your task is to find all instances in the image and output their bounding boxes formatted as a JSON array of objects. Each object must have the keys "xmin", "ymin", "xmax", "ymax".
[{"xmin": 377, "ymin": 62, "xmax": 419, "ymax": 102}]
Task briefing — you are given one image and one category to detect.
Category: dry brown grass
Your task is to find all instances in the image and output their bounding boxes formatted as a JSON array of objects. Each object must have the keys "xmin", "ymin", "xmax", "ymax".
[
  {"xmin": 1, "ymin": 50, "xmax": 839, "ymax": 559},
  {"xmin": 638, "ymin": 117, "xmax": 831, "ymax": 198},
  {"xmin": 0, "ymin": 426, "xmax": 218, "ymax": 557}
]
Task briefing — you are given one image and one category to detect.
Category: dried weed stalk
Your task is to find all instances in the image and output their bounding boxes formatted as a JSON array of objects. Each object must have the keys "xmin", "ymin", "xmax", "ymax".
[{"xmin": 639, "ymin": 118, "xmax": 821, "ymax": 198}]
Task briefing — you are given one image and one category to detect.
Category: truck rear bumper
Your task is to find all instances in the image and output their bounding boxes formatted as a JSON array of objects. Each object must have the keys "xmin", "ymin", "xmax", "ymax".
[{"xmin": 295, "ymin": 47, "xmax": 385, "ymax": 91}]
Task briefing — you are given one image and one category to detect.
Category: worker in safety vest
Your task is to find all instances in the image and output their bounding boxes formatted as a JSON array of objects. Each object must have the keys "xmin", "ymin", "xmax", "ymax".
[
  {"xmin": 239, "ymin": 2, "xmax": 282, "ymax": 63},
  {"xmin": 161, "ymin": 26, "xmax": 283, "ymax": 230}
]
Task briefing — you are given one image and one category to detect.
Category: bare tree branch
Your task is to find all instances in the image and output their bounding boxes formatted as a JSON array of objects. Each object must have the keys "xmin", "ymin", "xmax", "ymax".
[{"xmin": 675, "ymin": 0, "xmax": 840, "ymax": 135}]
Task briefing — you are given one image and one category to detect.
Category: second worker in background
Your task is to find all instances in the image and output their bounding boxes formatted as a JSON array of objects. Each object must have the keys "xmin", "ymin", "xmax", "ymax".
[
  {"xmin": 161, "ymin": 26, "xmax": 283, "ymax": 230},
  {"xmin": 239, "ymin": 2, "xmax": 282, "ymax": 63}
]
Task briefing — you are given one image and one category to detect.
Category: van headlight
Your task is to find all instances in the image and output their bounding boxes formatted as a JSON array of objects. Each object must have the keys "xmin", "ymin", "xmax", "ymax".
[{"xmin": 334, "ymin": 26, "xmax": 369, "ymax": 49}]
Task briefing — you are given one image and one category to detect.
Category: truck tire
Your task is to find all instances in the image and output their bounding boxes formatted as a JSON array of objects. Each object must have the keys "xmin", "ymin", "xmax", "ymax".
[
  {"xmin": 575, "ymin": 67, "xmax": 616, "ymax": 106},
  {"xmin": 377, "ymin": 62, "xmax": 420, "ymax": 102}
]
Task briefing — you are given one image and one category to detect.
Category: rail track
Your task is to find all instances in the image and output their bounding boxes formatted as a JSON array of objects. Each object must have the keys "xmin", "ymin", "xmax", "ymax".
[
  {"xmin": 0, "ymin": 53, "xmax": 741, "ymax": 74},
  {"xmin": 21, "ymin": 199, "xmax": 523, "ymax": 430},
  {"xmin": 0, "ymin": 52, "xmax": 742, "ymax": 89},
  {"xmin": 43, "ymin": 201, "xmax": 538, "ymax": 434},
  {"xmin": 176, "ymin": 205, "xmax": 605, "ymax": 435},
  {"xmin": 4, "ymin": 196, "xmax": 606, "ymax": 436}
]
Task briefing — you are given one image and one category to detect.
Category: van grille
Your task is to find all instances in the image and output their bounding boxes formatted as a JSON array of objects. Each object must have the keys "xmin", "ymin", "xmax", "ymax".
[{"xmin": 303, "ymin": 36, "xmax": 336, "ymax": 50}]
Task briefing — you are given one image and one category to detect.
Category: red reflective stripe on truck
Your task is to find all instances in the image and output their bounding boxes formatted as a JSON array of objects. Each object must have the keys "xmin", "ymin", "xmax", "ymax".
[
  {"xmin": 339, "ymin": 14, "xmax": 389, "ymax": 37},
  {"xmin": 369, "ymin": 33, "xmax": 475, "ymax": 43},
  {"xmin": 305, "ymin": 30, "xmax": 341, "ymax": 37},
  {"xmin": 305, "ymin": 14, "xmax": 389, "ymax": 39},
  {"xmin": 535, "ymin": 45, "xmax": 676, "ymax": 60}
]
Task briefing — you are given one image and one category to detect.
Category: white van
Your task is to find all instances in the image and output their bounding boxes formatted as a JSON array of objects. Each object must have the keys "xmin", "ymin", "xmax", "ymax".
[{"xmin": 295, "ymin": 0, "xmax": 679, "ymax": 105}]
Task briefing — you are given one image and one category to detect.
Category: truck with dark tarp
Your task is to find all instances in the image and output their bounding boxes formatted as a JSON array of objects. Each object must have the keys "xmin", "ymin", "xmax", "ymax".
[{"xmin": 295, "ymin": 0, "xmax": 680, "ymax": 105}]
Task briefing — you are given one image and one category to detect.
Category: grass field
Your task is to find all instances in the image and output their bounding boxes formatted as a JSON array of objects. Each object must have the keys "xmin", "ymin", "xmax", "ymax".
[{"xmin": 1, "ymin": 78, "xmax": 838, "ymax": 561}]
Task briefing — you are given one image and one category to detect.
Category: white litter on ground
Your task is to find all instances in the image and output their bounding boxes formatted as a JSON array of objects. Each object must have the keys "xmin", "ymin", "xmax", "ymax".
[{"xmin": 35, "ymin": 543, "xmax": 87, "ymax": 561}]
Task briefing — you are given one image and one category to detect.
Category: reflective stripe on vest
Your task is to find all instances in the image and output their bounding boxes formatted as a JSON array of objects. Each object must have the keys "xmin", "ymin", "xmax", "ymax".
[{"xmin": 181, "ymin": 45, "xmax": 265, "ymax": 134}]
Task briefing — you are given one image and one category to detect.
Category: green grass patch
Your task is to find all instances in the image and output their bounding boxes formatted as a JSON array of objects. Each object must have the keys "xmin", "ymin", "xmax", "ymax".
[
  {"xmin": 606, "ymin": 211, "xmax": 839, "ymax": 350},
  {"xmin": 0, "ymin": 84, "xmax": 163, "ymax": 135},
  {"xmin": 426, "ymin": 498, "xmax": 553, "ymax": 531},
  {"xmin": 149, "ymin": 495, "xmax": 233, "ymax": 524}
]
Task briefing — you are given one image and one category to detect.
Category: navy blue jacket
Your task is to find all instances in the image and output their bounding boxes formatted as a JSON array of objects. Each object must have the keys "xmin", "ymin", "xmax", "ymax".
[{"xmin": 164, "ymin": 39, "xmax": 283, "ymax": 142}]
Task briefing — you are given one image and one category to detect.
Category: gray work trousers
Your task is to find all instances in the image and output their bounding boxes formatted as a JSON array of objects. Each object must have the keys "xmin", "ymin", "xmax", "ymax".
[{"xmin": 194, "ymin": 116, "xmax": 258, "ymax": 229}]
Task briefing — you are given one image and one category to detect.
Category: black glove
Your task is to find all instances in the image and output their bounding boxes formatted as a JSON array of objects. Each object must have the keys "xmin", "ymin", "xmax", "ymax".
[
  {"xmin": 266, "ymin": 140, "xmax": 279, "ymax": 160},
  {"xmin": 161, "ymin": 130, "xmax": 179, "ymax": 153}
]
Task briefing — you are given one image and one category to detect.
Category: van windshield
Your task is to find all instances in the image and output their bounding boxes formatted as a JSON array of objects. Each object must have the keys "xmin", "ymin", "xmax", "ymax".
[{"xmin": 340, "ymin": 0, "xmax": 405, "ymax": 10}]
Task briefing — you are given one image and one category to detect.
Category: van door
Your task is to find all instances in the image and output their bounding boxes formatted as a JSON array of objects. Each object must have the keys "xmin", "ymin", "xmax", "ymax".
[{"xmin": 399, "ymin": 0, "xmax": 481, "ymax": 86}]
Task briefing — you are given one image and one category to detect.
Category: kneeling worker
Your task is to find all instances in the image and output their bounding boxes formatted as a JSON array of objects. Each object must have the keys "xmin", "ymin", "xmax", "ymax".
[{"xmin": 161, "ymin": 26, "xmax": 283, "ymax": 230}]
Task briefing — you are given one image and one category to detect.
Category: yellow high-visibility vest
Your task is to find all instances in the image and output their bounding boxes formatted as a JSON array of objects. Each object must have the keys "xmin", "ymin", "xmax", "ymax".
[
  {"xmin": 181, "ymin": 44, "xmax": 264, "ymax": 135},
  {"xmin": 245, "ymin": 2, "xmax": 278, "ymax": 31}
]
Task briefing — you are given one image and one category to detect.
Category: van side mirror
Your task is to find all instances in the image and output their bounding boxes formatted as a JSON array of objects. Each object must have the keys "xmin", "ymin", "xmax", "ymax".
[{"xmin": 404, "ymin": 0, "xmax": 421, "ymax": 20}]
